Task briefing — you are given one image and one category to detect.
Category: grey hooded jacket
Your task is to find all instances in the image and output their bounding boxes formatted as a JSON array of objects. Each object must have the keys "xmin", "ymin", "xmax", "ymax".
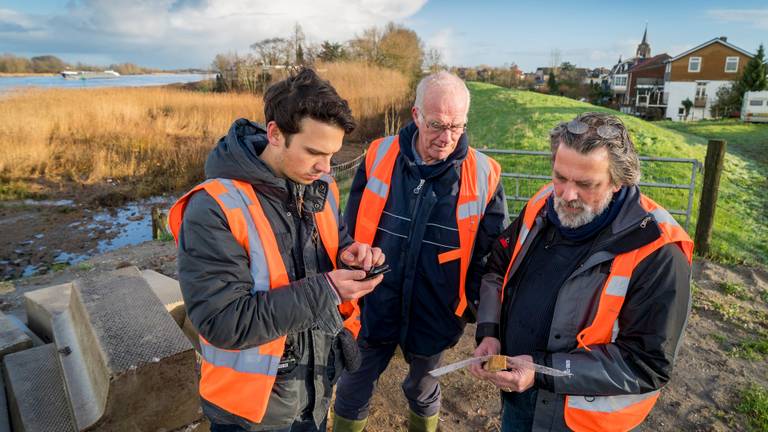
[{"xmin": 176, "ymin": 118, "xmax": 353, "ymax": 430}]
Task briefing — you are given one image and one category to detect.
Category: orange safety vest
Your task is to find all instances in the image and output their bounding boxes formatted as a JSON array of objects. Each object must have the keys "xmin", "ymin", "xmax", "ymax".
[
  {"xmin": 354, "ymin": 135, "xmax": 501, "ymax": 317},
  {"xmin": 501, "ymin": 183, "xmax": 693, "ymax": 432},
  {"xmin": 168, "ymin": 176, "xmax": 354, "ymax": 424}
]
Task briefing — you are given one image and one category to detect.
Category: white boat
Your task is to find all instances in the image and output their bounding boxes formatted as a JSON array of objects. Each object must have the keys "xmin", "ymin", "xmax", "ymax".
[{"xmin": 60, "ymin": 70, "xmax": 121, "ymax": 80}]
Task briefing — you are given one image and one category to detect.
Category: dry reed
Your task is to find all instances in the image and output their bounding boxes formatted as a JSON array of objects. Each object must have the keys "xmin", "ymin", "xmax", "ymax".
[{"xmin": 0, "ymin": 61, "xmax": 411, "ymax": 197}]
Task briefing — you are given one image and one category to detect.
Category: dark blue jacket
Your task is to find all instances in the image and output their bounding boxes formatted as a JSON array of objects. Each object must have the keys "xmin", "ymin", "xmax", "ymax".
[{"xmin": 344, "ymin": 122, "xmax": 507, "ymax": 356}]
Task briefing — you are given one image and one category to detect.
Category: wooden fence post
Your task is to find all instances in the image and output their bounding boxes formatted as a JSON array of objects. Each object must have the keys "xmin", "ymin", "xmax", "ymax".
[
  {"xmin": 151, "ymin": 206, "xmax": 163, "ymax": 240},
  {"xmin": 694, "ymin": 139, "xmax": 727, "ymax": 256}
]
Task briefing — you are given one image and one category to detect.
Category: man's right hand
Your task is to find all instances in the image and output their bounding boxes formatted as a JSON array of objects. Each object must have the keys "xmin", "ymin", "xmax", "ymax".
[
  {"xmin": 327, "ymin": 269, "xmax": 383, "ymax": 301},
  {"xmin": 468, "ymin": 336, "xmax": 501, "ymax": 379}
]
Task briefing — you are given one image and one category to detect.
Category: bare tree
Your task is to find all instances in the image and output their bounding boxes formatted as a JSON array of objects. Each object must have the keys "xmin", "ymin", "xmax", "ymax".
[
  {"xmin": 250, "ymin": 37, "xmax": 290, "ymax": 66},
  {"xmin": 424, "ymin": 48, "xmax": 445, "ymax": 73}
]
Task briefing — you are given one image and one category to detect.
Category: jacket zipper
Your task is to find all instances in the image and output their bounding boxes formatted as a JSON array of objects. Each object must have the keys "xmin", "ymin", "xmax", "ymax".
[{"xmin": 413, "ymin": 179, "xmax": 425, "ymax": 195}]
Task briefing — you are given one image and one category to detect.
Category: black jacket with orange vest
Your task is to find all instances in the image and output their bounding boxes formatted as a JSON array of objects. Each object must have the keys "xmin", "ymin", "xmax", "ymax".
[
  {"xmin": 344, "ymin": 121, "xmax": 508, "ymax": 356},
  {"xmin": 173, "ymin": 119, "xmax": 353, "ymax": 430},
  {"xmin": 478, "ymin": 184, "xmax": 692, "ymax": 432}
]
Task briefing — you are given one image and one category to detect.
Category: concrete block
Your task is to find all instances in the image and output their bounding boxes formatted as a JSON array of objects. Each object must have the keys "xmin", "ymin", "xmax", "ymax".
[
  {"xmin": 25, "ymin": 268, "xmax": 188, "ymax": 341},
  {"xmin": 4, "ymin": 314, "xmax": 44, "ymax": 347},
  {"xmin": 0, "ymin": 370, "xmax": 11, "ymax": 432},
  {"xmin": 53, "ymin": 266, "xmax": 200, "ymax": 431},
  {"xmin": 0, "ymin": 312, "xmax": 32, "ymax": 360},
  {"xmin": 141, "ymin": 269, "xmax": 186, "ymax": 326},
  {"xmin": 3, "ymin": 344, "xmax": 77, "ymax": 432},
  {"xmin": 23, "ymin": 282, "xmax": 71, "ymax": 342}
]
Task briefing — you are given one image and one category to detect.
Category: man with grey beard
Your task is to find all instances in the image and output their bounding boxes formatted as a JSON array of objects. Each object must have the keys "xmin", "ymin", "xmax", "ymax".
[{"xmin": 468, "ymin": 112, "xmax": 693, "ymax": 432}]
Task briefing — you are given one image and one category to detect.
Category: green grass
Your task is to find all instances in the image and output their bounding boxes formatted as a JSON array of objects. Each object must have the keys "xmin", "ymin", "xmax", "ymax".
[
  {"xmin": 720, "ymin": 281, "xmax": 751, "ymax": 300},
  {"xmin": 731, "ymin": 337, "xmax": 768, "ymax": 361},
  {"xmin": 738, "ymin": 384, "xmax": 768, "ymax": 431},
  {"xmin": 0, "ymin": 180, "xmax": 46, "ymax": 201},
  {"xmin": 466, "ymin": 82, "xmax": 768, "ymax": 266}
]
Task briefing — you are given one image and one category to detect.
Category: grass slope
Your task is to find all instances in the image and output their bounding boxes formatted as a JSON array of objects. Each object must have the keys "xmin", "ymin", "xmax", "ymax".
[{"xmin": 466, "ymin": 82, "xmax": 767, "ymax": 267}]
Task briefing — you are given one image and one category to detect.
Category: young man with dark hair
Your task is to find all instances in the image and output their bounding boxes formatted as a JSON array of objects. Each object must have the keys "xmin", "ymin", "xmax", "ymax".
[{"xmin": 169, "ymin": 68, "xmax": 384, "ymax": 432}]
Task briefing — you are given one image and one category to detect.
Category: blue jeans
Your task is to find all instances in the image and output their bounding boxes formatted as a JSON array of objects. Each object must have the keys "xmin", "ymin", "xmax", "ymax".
[
  {"xmin": 501, "ymin": 389, "xmax": 537, "ymax": 432},
  {"xmin": 210, "ymin": 417, "xmax": 327, "ymax": 432}
]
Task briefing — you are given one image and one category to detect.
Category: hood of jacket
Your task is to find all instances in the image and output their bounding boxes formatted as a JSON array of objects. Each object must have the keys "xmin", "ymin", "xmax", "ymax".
[{"xmin": 204, "ymin": 118, "xmax": 286, "ymax": 191}]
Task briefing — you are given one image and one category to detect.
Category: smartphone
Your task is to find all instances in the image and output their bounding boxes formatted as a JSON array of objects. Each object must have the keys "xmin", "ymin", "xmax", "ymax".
[{"xmin": 359, "ymin": 264, "xmax": 390, "ymax": 281}]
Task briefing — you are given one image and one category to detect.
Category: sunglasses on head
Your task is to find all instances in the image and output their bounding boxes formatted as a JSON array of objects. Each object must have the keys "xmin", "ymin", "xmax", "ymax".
[{"xmin": 555, "ymin": 119, "xmax": 621, "ymax": 140}]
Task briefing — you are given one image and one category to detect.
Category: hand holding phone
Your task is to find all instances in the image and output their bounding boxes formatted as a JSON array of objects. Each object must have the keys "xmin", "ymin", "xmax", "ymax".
[{"xmin": 358, "ymin": 264, "xmax": 390, "ymax": 281}]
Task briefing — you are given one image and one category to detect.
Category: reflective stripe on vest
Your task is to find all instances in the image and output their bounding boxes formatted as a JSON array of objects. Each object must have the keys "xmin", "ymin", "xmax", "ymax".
[
  {"xmin": 354, "ymin": 136, "xmax": 501, "ymax": 316},
  {"xmin": 501, "ymin": 183, "xmax": 693, "ymax": 432},
  {"xmin": 168, "ymin": 177, "xmax": 341, "ymax": 424}
]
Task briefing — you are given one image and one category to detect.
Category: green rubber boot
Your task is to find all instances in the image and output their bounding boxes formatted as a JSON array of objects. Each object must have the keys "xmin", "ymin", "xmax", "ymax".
[
  {"xmin": 408, "ymin": 410, "xmax": 439, "ymax": 432},
  {"xmin": 331, "ymin": 411, "xmax": 368, "ymax": 432}
]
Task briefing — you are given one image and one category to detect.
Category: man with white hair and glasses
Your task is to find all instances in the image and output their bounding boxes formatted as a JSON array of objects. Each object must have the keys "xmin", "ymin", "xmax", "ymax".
[
  {"xmin": 332, "ymin": 71, "xmax": 508, "ymax": 432},
  {"xmin": 469, "ymin": 112, "xmax": 693, "ymax": 432}
]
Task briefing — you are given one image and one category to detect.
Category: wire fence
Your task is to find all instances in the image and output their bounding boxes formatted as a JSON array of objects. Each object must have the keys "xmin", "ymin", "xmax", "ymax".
[
  {"xmin": 478, "ymin": 149, "xmax": 700, "ymax": 230},
  {"xmin": 332, "ymin": 151, "xmax": 366, "ymax": 210}
]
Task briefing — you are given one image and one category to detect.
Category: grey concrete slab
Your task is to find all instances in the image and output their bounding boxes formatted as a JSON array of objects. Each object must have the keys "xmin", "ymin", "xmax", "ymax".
[
  {"xmin": 25, "ymin": 268, "xmax": 188, "ymax": 342},
  {"xmin": 141, "ymin": 269, "xmax": 186, "ymax": 326},
  {"xmin": 3, "ymin": 344, "xmax": 77, "ymax": 432},
  {"xmin": 0, "ymin": 312, "xmax": 32, "ymax": 360},
  {"xmin": 23, "ymin": 282, "xmax": 71, "ymax": 342},
  {"xmin": 0, "ymin": 371, "xmax": 11, "ymax": 432},
  {"xmin": 53, "ymin": 266, "xmax": 200, "ymax": 431},
  {"xmin": 3, "ymin": 314, "xmax": 44, "ymax": 347}
]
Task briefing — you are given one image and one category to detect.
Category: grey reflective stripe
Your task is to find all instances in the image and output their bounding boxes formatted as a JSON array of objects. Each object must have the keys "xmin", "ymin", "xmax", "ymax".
[
  {"xmin": 532, "ymin": 184, "xmax": 554, "ymax": 204},
  {"xmin": 321, "ymin": 175, "xmax": 339, "ymax": 223},
  {"xmin": 518, "ymin": 223, "xmax": 530, "ymax": 246},
  {"xmin": 216, "ymin": 179, "xmax": 271, "ymax": 294},
  {"xmin": 200, "ymin": 341, "xmax": 280, "ymax": 376},
  {"xmin": 611, "ymin": 320, "xmax": 620, "ymax": 342},
  {"xmin": 456, "ymin": 150, "xmax": 494, "ymax": 223},
  {"xmin": 651, "ymin": 208, "xmax": 680, "ymax": 228},
  {"xmin": 567, "ymin": 390, "xmax": 660, "ymax": 412},
  {"xmin": 370, "ymin": 135, "xmax": 396, "ymax": 175},
  {"xmin": 473, "ymin": 150, "xmax": 494, "ymax": 215},
  {"xmin": 458, "ymin": 201, "xmax": 481, "ymax": 220},
  {"xmin": 366, "ymin": 177, "xmax": 389, "ymax": 198},
  {"xmin": 605, "ymin": 275, "xmax": 629, "ymax": 297}
]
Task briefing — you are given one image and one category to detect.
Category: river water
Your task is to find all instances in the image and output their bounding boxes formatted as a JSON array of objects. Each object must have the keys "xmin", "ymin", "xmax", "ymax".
[{"xmin": 0, "ymin": 73, "xmax": 213, "ymax": 93}]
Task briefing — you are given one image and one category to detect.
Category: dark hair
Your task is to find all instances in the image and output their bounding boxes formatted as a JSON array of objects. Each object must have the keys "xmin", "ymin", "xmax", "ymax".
[
  {"xmin": 263, "ymin": 68, "xmax": 356, "ymax": 145},
  {"xmin": 549, "ymin": 112, "xmax": 640, "ymax": 186}
]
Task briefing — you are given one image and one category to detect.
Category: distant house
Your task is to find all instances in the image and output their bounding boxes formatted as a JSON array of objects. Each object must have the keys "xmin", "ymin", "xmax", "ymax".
[
  {"xmin": 663, "ymin": 36, "xmax": 754, "ymax": 121},
  {"xmin": 534, "ymin": 67, "xmax": 554, "ymax": 84},
  {"xmin": 624, "ymin": 53, "xmax": 671, "ymax": 118}
]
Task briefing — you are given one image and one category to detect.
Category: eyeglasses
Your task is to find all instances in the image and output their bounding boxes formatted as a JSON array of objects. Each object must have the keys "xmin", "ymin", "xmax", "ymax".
[
  {"xmin": 418, "ymin": 112, "xmax": 467, "ymax": 134},
  {"xmin": 554, "ymin": 119, "xmax": 621, "ymax": 140}
]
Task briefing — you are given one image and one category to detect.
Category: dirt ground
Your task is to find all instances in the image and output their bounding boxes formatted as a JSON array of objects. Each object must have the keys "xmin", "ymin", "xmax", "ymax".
[{"xmin": 2, "ymin": 239, "xmax": 765, "ymax": 432}]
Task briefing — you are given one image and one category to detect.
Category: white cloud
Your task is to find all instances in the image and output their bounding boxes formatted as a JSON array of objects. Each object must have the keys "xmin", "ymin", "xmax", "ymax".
[
  {"xmin": 708, "ymin": 9, "xmax": 768, "ymax": 29},
  {"xmin": 425, "ymin": 27, "xmax": 455, "ymax": 65},
  {"xmin": 0, "ymin": 0, "xmax": 428, "ymax": 68}
]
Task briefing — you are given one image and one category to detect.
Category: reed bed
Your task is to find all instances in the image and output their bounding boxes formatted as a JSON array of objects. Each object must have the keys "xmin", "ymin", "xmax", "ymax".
[{"xmin": 0, "ymin": 61, "xmax": 411, "ymax": 197}]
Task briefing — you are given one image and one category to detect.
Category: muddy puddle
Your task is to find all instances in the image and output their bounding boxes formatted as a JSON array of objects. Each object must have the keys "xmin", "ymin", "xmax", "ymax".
[{"xmin": 1, "ymin": 195, "xmax": 177, "ymax": 280}]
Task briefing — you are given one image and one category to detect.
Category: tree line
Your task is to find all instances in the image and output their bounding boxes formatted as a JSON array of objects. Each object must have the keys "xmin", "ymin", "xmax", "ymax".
[
  {"xmin": 0, "ymin": 53, "xmax": 160, "ymax": 75},
  {"xmin": 211, "ymin": 22, "xmax": 433, "ymax": 93}
]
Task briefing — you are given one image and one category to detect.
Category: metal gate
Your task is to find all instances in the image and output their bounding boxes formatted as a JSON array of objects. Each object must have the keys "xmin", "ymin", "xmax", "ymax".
[{"xmin": 479, "ymin": 149, "xmax": 701, "ymax": 231}]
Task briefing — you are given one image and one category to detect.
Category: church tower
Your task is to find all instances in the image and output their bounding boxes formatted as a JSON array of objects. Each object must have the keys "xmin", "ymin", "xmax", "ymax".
[{"xmin": 636, "ymin": 25, "xmax": 651, "ymax": 59}]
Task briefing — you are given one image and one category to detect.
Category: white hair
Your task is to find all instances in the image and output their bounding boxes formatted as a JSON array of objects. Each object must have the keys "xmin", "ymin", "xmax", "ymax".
[{"xmin": 414, "ymin": 71, "xmax": 470, "ymax": 118}]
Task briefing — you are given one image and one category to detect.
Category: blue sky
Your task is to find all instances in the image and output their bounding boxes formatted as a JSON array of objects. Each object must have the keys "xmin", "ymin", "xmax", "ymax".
[{"xmin": 1, "ymin": 0, "xmax": 766, "ymax": 71}]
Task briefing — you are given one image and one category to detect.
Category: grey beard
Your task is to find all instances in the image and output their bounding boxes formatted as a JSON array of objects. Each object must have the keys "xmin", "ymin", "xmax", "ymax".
[{"xmin": 554, "ymin": 191, "xmax": 613, "ymax": 229}]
